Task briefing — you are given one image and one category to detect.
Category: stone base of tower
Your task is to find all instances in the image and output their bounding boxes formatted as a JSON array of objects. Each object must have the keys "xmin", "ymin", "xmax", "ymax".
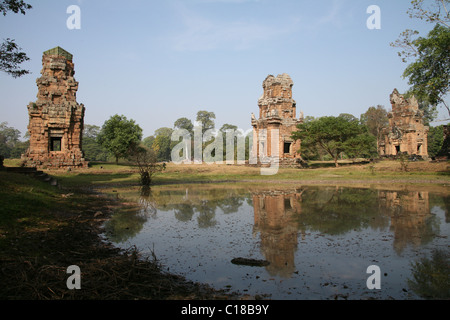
[{"xmin": 21, "ymin": 151, "xmax": 88, "ymax": 170}]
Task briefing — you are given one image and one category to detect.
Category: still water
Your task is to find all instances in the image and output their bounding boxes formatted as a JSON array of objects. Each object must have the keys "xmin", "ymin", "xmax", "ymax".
[{"xmin": 103, "ymin": 184, "xmax": 449, "ymax": 300}]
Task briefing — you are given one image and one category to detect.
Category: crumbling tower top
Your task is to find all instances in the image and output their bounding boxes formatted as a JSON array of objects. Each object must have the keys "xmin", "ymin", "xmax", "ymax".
[
  {"xmin": 43, "ymin": 46, "xmax": 73, "ymax": 61},
  {"xmin": 257, "ymin": 73, "xmax": 297, "ymax": 120}
]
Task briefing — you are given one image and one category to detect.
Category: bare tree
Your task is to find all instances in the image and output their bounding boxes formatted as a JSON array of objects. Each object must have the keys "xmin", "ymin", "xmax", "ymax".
[{"xmin": 129, "ymin": 145, "xmax": 166, "ymax": 186}]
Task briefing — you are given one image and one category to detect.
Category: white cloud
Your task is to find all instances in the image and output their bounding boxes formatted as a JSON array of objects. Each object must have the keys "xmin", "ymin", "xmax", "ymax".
[
  {"xmin": 169, "ymin": 2, "xmax": 299, "ymax": 51},
  {"xmin": 313, "ymin": 0, "xmax": 346, "ymax": 29}
]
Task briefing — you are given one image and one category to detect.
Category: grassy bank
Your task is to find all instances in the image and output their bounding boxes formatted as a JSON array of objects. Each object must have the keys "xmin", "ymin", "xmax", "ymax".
[
  {"xmin": 45, "ymin": 159, "xmax": 450, "ymax": 188},
  {"xmin": 0, "ymin": 170, "xmax": 232, "ymax": 300}
]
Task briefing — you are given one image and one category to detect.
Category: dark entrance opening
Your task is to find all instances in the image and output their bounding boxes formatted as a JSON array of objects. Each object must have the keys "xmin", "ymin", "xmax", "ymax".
[
  {"xmin": 395, "ymin": 146, "xmax": 400, "ymax": 154},
  {"xmin": 50, "ymin": 137, "xmax": 62, "ymax": 152},
  {"xmin": 284, "ymin": 198, "xmax": 292, "ymax": 210},
  {"xmin": 284, "ymin": 142, "xmax": 291, "ymax": 154}
]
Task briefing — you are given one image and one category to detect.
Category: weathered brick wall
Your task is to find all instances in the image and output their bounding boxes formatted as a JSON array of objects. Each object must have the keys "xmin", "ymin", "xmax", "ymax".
[
  {"xmin": 379, "ymin": 89, "xmax": 429, "ymax": 158},
  {"xmin": 22, "ymin": 47, "xmax": 88, "ymax": 169},
  {"xmin": 252, "ymin": 74, "xmax": 303, "ymax": 165}
]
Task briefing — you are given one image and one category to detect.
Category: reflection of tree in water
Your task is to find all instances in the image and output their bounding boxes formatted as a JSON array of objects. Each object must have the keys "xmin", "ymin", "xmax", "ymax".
[
  {"xmin": 297, "ymin": 187, "xmax": 386, "ymax": 235},
  {"xmin": 173, "ymin": 203, "xmax": 195, "ymax": 222},
  {"xmin": 296, "ymin": 187, "xmax": 439, "ymax": 253},
  {"xmin": 140, "ymin": 186, "xmax": 249, "ymax": 228},
  {"xmin": 139, "ymin": 186, "xmax": 157, "ymax": 217},
  {"xmin": 408, "ymin": 249, "xmax": 450, "ymax": 299},
  {"xmin": 104, "ymin": 207, "xmax": 147, "ymax": 243},
  {"xmin": 196, "ymin": 200, "xmax": 217, "ymax": 228},
  {"xmin": 218, "ymin": 196, "xmax": 244, "ymax": 214},
  {"xmin": 104, "ymin": 186, "xmax": 158, "ymax": 243}
]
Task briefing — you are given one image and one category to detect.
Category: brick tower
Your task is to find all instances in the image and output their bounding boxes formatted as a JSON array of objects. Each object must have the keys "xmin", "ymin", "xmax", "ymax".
[
  {"xmin": 22, "ymin": 47, "xmax": 88, "ymax": 169},
  {"xmin": 251, "ymin": 74, "xmax": 303, "ymax": 166},
  {"xmin": 379, "ymin": 89, "xmax": 429, "ymax": 158}
]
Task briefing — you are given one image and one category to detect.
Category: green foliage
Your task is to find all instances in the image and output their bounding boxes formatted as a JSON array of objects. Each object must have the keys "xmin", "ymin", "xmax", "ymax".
[
  {"xmin": 0, "ymin": 0, "xmax": 32, "ymax": 15},
  {"xmin": 408, "ymin": 249, "xmax": 450, "ymax": 299},
  {"xmin": 292, "ymin": 115, "xmax": 375, "ymax": 166},
  {"xmin": 295, "ymin": 187, "xmax": 382, "ymax": 235},
  {"xmin": 344, "ymin": 132, "xmax": 378, "ymax": 159},
  {"xmin": 82, "ymin": 124, "xmax": 109, "ymax": 162},
  {"xmin": 392, "ymin": 0, "xmax": 450, "ymax": 116},
  {"xmin": 360, "ymin": 105, "xmax": 389, "ymax": 140},
  {"xmin": 403, "ymin": 24, "xmax": 450, "ymax": 114},
  {"xmin": 174, "ymin": 117, "xmax": 194, "ymax": 134},
  {"xmin": 428, "ymin": 125, "xmax": 445, "ymax": 157},
  {"xmin": 0, "ymin": 1, "xmax": 32, "ymax": 78},
  {"xmin": 0, "ymin": 38, "xmax": 30, "ymax": 78},
  {"xmin": 0, "ymin": 121, "xmax": 27, "ymax": 159},
  {"xmin": 152, "ymin": 127, "xmax": 174, "ymax": 162},
  {"xmin": 97, "ymin": 115, "xmax": 143, "ymax": 164},
  {"xmin": 142, "ymin": 135, "xmax": 155, "ymax": 150},
  {"xmin": 196, "ymin": 110, "xmax": 216, "ymax": 134}
]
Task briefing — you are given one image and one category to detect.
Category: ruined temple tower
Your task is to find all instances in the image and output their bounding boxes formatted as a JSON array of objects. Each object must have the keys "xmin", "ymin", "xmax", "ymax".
[
  {"xmin": 22, "ymin": 47, "xmax": 88, "ymax": 169},
  {"xmin": 251, "ymin": 74, "xmax": 303, "ymax": 166},
  {"xmin": 379, "ymin": 89, "xmax": 429, "ymax": 158}
]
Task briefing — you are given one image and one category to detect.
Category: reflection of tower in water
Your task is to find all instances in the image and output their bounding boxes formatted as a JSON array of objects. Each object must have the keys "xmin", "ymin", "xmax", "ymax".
[
  {"xmin": 379, "ymin": 190, "xmax": 432, "ymax": 253},
  {"xmin": 252, "ymin": 190, "xmax": 303, "ymax": 278}
]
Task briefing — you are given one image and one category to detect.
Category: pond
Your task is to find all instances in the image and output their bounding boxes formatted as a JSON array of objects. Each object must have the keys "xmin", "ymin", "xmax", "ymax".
[{"xmin": 103, "ymin": 183, "xmax": 449, "ymax": 300}]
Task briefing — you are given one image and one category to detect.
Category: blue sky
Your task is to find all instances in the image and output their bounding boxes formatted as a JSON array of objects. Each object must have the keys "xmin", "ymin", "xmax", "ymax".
[{"xmin": 0, "ymin": 0, "xmax": 446, "ymax": 139}]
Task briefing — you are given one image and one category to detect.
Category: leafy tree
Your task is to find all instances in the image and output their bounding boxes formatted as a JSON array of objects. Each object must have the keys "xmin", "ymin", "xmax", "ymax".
[
  {"xmin": 403, "ymin": 24, "xmax": 450, "ymax": 115},
  {"xmin": 391, "ymin": 0, "xmax": 450, "ymax": 117},
  {"xmin": 152, "ymin": 127, "xmax": 174, "ymax": 162},
  {"xmin": 97, "ymin": 115, "xmax": 143, "ymax": 164},
  {"xmin": 291, "ymin": 115, "xmax": 371, "ymax": 167},
  {"xmin": 9, "ymin": 140, "xmax": 28, "ymax": 158},
  {"xmin": 0, "ymin": 0, "xmax": 31, "ymax": 15},
  {"xmin": 0, "ymin": 0, "xmax": 32, "ymax": 78},
  {"xmin": 173, "ymin": 118, "xmax": 194, "ymax": 161},
  {"xmin": 82, "ymin": 124, "xmax": 109, "ymax": 161},
  {"xmin": 174, "ymin": 117, "xmax": 194, "ymax": 134},
  {"xmin": 360, "ymin": 105, "xmax": 389, "ymax": 150},
  {"xmin": 343, "ymin": 132, "xmax": 378, "ymax": 159},
  {"xmin": 0, "ymin": 121, "xmax": 22, "ymax": 158},
  {"xmin": 338, "ymin": 113, "xmax": 359, "ymax": 122},
  {"xmin": 428, "ymin": 125, "xmax": 445, "ymax": 157},
  {"xmin": 196, "ymin": 110, "xmax": 216, "ymax": 135},
  {"xmin": 142, "ymin": 135, "xmax": 155, "ymax": 150}
]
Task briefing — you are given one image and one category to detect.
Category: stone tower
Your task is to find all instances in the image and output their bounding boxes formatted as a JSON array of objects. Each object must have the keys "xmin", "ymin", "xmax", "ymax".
[
  {"xmin": 22, "ymin": 47, "xmax": 88, "ymax": 169},
  {"xmin": 251, "ymin": 74, "xmax": 303, "ymax": 166},
  {"xmin": 379, "ymin": 89, "xmax": 429, "ymax": 158}
]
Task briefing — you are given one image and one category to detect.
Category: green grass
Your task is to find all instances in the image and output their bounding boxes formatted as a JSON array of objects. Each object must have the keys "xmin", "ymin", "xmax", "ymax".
[
  {"xmin": 0, "ymin": 171, "xmax": 70, "ymax": 256},
  {"xmin": 0, "ymin": 172, "xmax": 61, "ymax": 229},
  {"xmin": 45, "ymin": 159, "xmax": 450, "ymax": 190}
]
